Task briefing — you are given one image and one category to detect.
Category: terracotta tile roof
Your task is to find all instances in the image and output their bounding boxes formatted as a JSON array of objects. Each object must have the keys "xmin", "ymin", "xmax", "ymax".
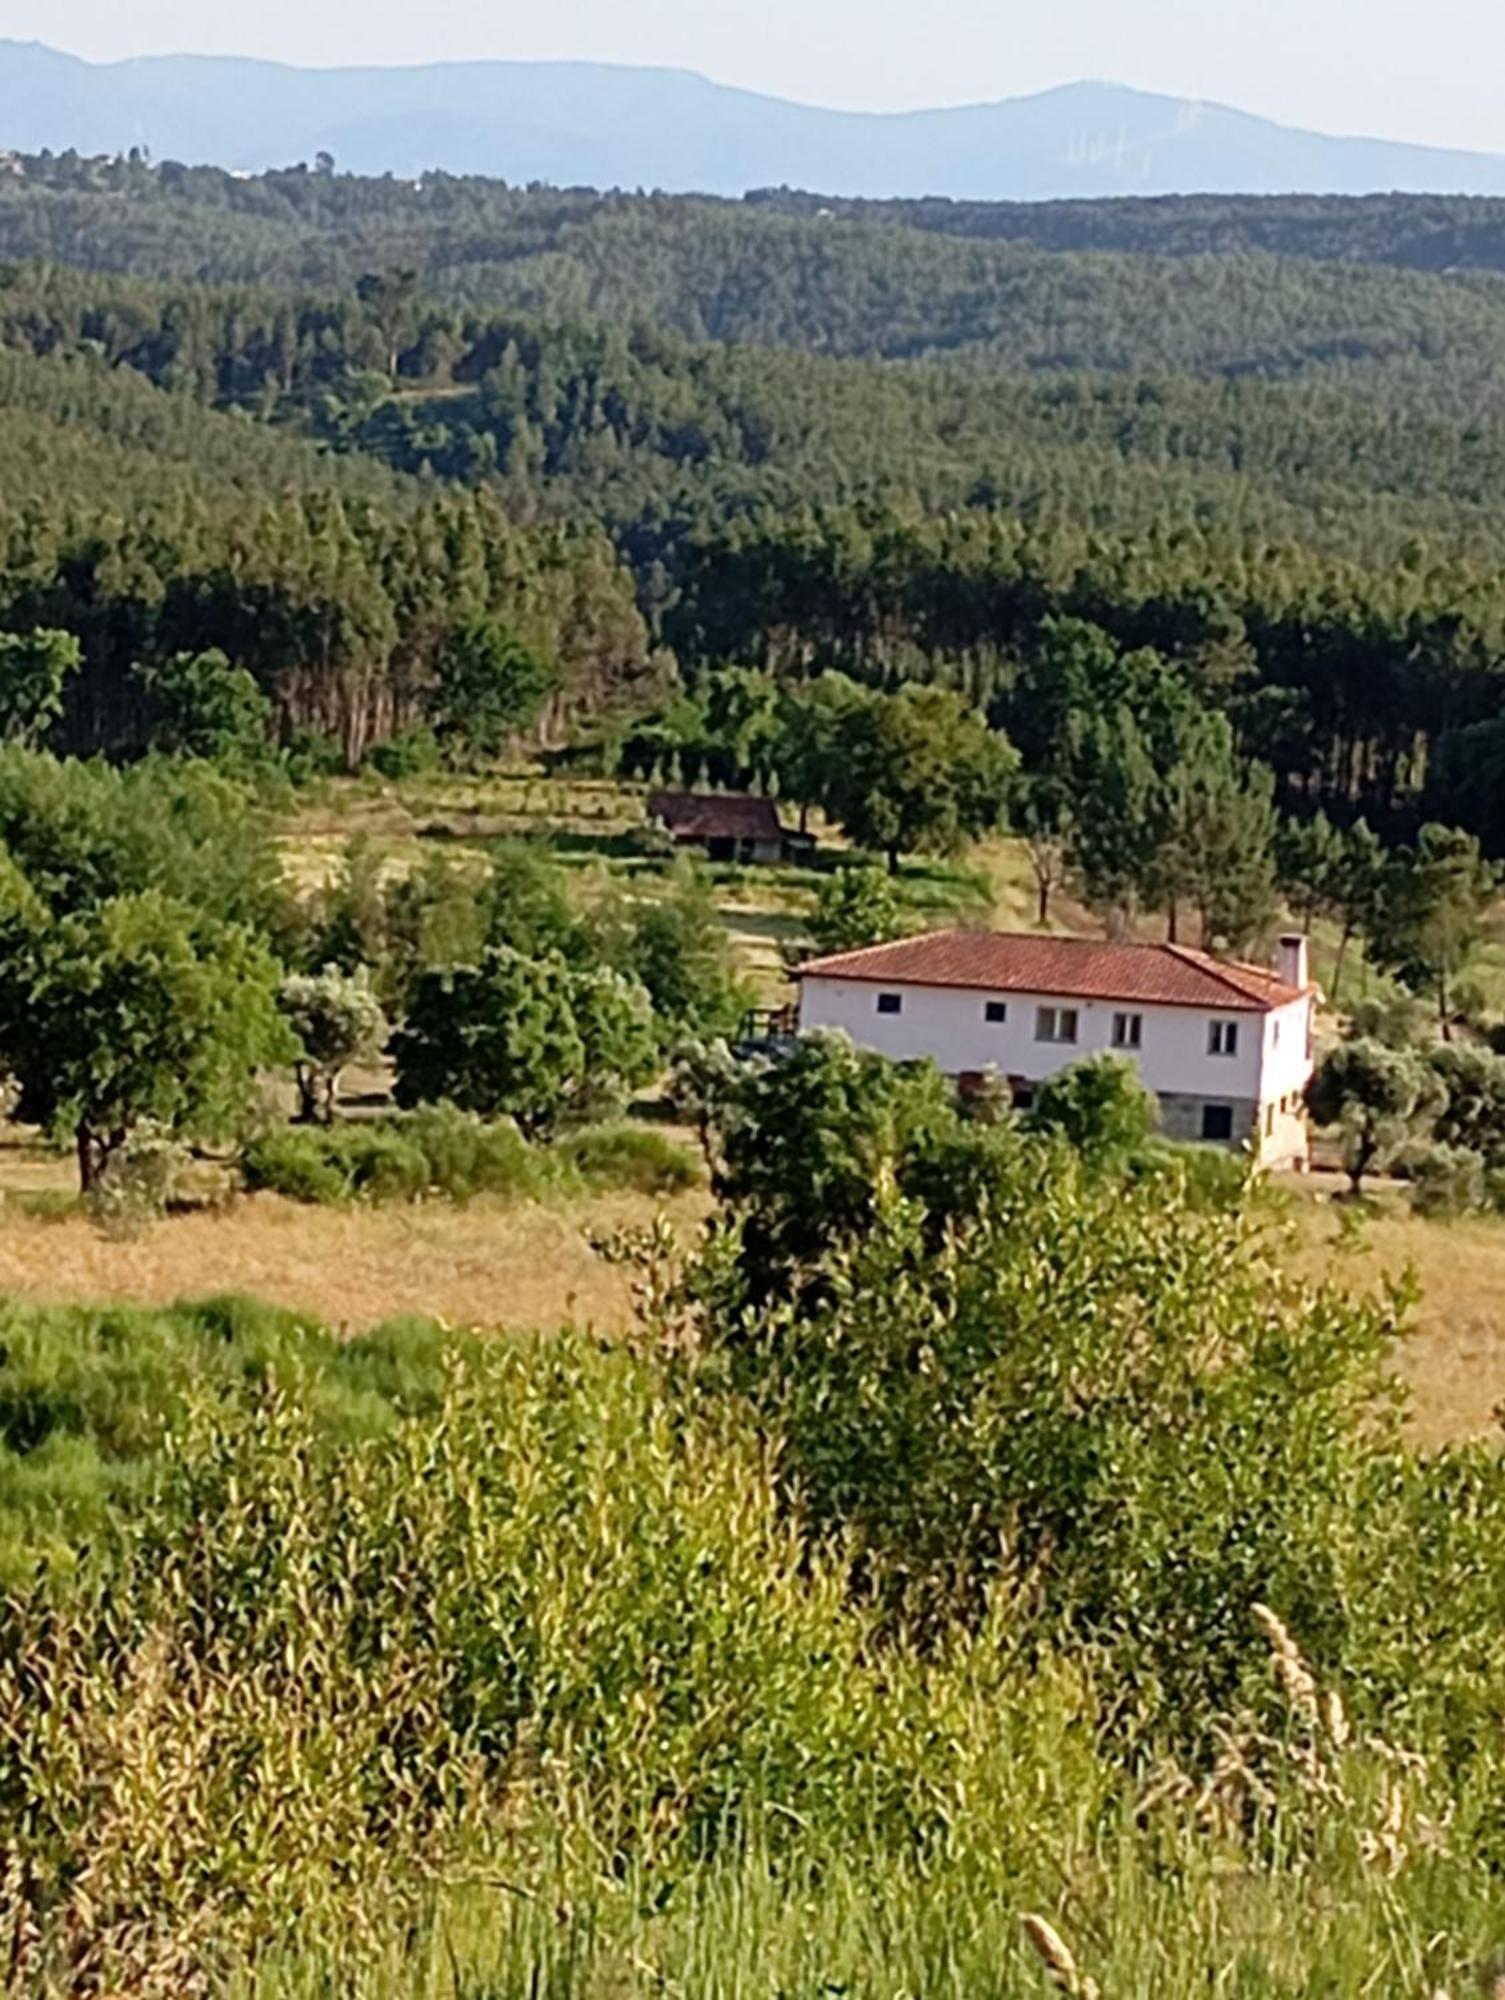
[
  {"xmin": 797, "ymin": 930, "xmax": 1308, "ymax": 1013},
  {"xmin": 648, "ymin": 791, "xmax": 785, "ymax": 842}
]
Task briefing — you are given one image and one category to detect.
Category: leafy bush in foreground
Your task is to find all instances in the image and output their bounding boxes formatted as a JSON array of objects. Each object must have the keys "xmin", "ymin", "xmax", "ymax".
[{"xmin": 0, "ymin": 1284, "xmax": 1500, "ymax": 1995}]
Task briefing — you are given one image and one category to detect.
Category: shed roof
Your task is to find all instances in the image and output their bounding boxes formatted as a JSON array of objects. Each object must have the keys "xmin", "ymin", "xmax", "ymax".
[{"xmin": 648, "ymin": 791, "xmax": 785, "ymax": 842}]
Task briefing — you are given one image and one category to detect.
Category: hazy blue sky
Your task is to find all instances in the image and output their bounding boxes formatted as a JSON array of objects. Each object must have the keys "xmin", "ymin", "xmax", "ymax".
[{"xmin": 14, "ymin": 0, "xmax": 1505, "ymax": 155}]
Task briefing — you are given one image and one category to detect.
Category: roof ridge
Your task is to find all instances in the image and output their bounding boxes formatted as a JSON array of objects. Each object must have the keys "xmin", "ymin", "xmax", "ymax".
[{"xmin": 1160, "ymin": 938, "xmax": 1276, "ymax": 996}]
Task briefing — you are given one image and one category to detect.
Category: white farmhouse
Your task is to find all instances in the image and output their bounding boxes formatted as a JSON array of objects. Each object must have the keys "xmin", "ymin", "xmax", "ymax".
[{"xmin": 797, "ymin": 929, "xmax": 1317, "ymax": 1167}]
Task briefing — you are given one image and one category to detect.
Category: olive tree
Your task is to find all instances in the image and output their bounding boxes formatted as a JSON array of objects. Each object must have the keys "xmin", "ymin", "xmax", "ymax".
[
  {"xmin": 279, "ymin": 964, "xmax": 389, "ymax": 1124},
  {"xmin": 1306, "ymin": 1038, "xmax": 1438, "ymax": 1195},
  {"xmin": 0, "ymin": 888, "xmax": 291, "ymax": 1192}
]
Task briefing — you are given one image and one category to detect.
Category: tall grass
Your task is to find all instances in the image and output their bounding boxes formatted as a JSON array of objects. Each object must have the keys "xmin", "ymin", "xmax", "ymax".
[{"xmin": 0, "ymin": 1290, "xmax": 1501, "ymax": 1994}]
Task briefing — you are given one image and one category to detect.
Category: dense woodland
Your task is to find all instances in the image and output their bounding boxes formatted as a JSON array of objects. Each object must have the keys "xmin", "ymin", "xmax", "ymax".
[{"xmin": 3, "ymin": 156, "xmax": 1505, "ymax": 845}]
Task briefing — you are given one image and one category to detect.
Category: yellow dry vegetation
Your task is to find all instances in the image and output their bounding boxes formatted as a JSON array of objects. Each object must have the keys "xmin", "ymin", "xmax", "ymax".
[
  {"xmin": 0, "ymin": 1180, "xmax": 711, "ymax": 1340},
  {"xmin": 1281, "ymin": 1180, "xmax": 1505, "ymax": 1447}
]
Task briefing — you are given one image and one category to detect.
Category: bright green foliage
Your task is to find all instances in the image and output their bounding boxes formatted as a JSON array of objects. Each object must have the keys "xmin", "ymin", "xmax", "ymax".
[
  {"xmin": 0, "ymin": 744, "xmax": 285, "ymax": 933},
  {"xmin": 1306, "ymin": 1037, "xmax": 1439, "ymax": 1194},
  {"xmin": 824, "ymin": 685, "xmax": 1017, "ymax": 869},
  {"xmin": 809, "ymin": 864, "xmax": 903, "ymax": 954},
  {"xmin": 567, "ymin": 965, "xmax": 661, "ymax": 1116},
  {"xmin": 1027, "ymin": 1053, "xmax": 1160, "ymax": 1165},
  {"xmin": 1371, "ymin": 824, "xmax": 1498, "ymax": 1029},
  {"xmin": 392, "ymin": 948, "xmax": 587, "ymax": 1136},
  {"xmin": 713, "ymin": 1031, "xmax": 962, "ymax": 1303},
  {"xmin": 391, "ymin": 946, "xmax": 658, "ymax": 1135},
  {"xmin": 278, "ymin": 963, "xmax": 388, "ymax": 1123},
  {"xmin": 135, "ymin": 647, "xmax": 274, "ymax": 765},
  {"xmin": 0, "ymin": 627, "xmax": 79, "ymax": 747},
  {"xmin": 605, "ymin": 861, "xmax": 748, "ymax": 1037},
  {"xmin": 0, "ymin": 889, "xmax": 291, "ymax": 1190},
  {"xmin": 430, "ymin": 615, "xmax": 559, "ymax": 762},
  {"xmin": 701, "ymin": 1129, "xmax": 1403, "ymax": 1732}
]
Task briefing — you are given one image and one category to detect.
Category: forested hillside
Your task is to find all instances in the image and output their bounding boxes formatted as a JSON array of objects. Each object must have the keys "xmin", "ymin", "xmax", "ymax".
[{"xmin": 3, "ymin": 154, "xmax": 1505, "ymax": 846}]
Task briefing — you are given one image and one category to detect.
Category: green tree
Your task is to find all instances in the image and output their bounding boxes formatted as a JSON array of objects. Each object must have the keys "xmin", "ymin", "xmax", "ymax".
[
  {"xmin": 0, "ymin": 629, "xmax": 80, "ymax": 748},
  {"xmin": 1306, "ymin": 1038, "xmax": 1438, "ymax": 1195},
  {"xmin": 1159, "ymin": 738, "xmax": 1279, "ymax": 951},
  {"xmin": 1371, "ymin": 825, "xmax": 1497, "ymax": 1035},
  {"xmin": 1328, "ymin": 818, "xmax": 1386, "ymax": 1002},
  {"xmin": 430, "ymin": 618, "xmax": 559, "ymax": 764},
  {"xmin": 825, "ymin": 686, "xmax": 1016, "ymax": 872},
  {"xmin": 1027, "ymin": 1054, "xmax": 1159, "ymax": 1166},
  {"xmin": 773, "ymin": 673, "xmax": 864, "ymax": 833},
  {"xmin": 1275, "ymin": 810, "xmax": 1345, "ymax": 933},
  {"xmin": 1427, "ymin": 1043, "xmax": 1505, "ymax": 1172},
  {"xmin": 0, "ymin": 888, "xmax": 290, "ymax": 1192},
  {"xmin": 608, "ymin": 862, "xmax": 746, "ymax": 1037},
  {"xmin": 809, "ymin": 865, "xmax": 903, "ymax": 955},
  {"xmin": 137, "ymin": 649, "xmax": 274, "ymax": 765},
  {"xmin": 279, "ymin": 964, "xmax": 389, "ymax": 1124},
  {"xmin": 392, "ymin": 948, "xmax": 586, "ymax": 1136},
  {"xmin": 1064, "ymin": 705, "xmax": 1161, "ymax": 934},
  {"xmin": 565, "ymin": 965, "xmax": 660, "ymax": 1121},
  {"xmin": 713, "ymin": 1031, "xmax": 961, "ymax": 1303}
]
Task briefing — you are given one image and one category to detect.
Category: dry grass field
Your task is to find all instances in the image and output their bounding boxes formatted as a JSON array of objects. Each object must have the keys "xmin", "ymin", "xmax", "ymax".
[
  {"xmin": 1280, "ymin": 1177, "xmax": 1505, "ymax": 1447},
  {"xmin": 0, "ymin": 1125, "xmax": 1499, "ymax": 1447},
  {"xmin": 0, "ymin": 1167, "xmax": 710, "ymax": 1338}
]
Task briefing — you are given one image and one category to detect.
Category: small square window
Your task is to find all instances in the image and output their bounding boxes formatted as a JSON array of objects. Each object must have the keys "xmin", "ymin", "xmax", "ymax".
[
  {"xmin": 1202, "ymin": 1103, "xmax": 1234, "ymax": 1142},
  {"xmin": 876, "ymin": 991, "xmax": 903, "ymax": 1015},
  {"xmin": 984, "ymin": 1000, "xmax": 1008, "ymax": 1024},
  {"xmin": 1112, "ymin": 1011, "xmax": 1142, "ymax": 1049},
  {"xmin": 1208, "ymin": 1020, "xmax": 1239, "ymax": 1057}
]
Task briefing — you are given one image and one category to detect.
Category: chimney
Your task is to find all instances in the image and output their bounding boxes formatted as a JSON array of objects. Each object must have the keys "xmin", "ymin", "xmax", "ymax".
[{"xmin": 1275, "ymin": 933, "xmax": 1309, "ymax": 991}]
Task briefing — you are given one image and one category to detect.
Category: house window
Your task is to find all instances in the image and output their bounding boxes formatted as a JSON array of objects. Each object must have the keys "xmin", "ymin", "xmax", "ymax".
[
  {"xmin": 984, "ymin": 1000, "xmax": 1008, "ymax": 1024},
  {"xmin": 1035, "ymin": 1005, "xmax": 1079, "ymax": 1044},
  {"xmin": 1271, "ymin": 1019, "xmax": 1281, "ymax": 1048},
  {"xmin": 876, "ymin": 991, "xmax": 903, "ymax": 1016},
  {"xmin": 1208, "ymin": 1020, "xmax": 1240, "ymax": 1057},
  {"xmin": 1111, "ymin": 1012, "xmax": 1142, "ymax": 1050},
  {"xmin": 1202, "ymin": 1103, "xmax": 1234, "ymax": 1142},
  {"xmin": 1265, "ymin": 1103, "xmax": 1276, "ymax": 1136}
]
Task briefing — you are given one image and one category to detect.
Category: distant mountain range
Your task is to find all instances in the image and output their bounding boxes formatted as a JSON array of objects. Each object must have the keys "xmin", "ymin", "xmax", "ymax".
[{"xmin": 5, "ymin": 40, "xmax": 1505, "ymax": 200}]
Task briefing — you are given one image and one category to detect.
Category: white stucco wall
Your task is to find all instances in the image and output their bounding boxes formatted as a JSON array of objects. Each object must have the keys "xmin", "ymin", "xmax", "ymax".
[{"xmin": 799, "ymin": 974, "xmax": 1315, "ymax": 1108}]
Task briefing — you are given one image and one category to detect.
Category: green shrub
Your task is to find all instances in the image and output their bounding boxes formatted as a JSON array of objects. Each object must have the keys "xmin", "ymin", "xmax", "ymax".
[
  {"xmin": 242, "ymin": 1127, "xmax": 356, "ymax": 1203},
  {"xmin": 1408, "ymin": 1142, "xmax": 1487, "ymax": 1217},
  {"xmin": 556, "ymin": 1121, "xmax": 702, "ymax": 1194},
  {"xmin": 365, "ymin": 724, "xmax": 441, "ymax": 779},
  {"xmin": 343, "ymin": 1125, "xmax": 430, "ymax": 1202},
  {"xmin": 401, "ymin": 1101, "xmax": 540, "ymax": 1200},
  {"xmin": 242, "ymin": 1108, "xmax": 695, "ymax": 1205}
]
